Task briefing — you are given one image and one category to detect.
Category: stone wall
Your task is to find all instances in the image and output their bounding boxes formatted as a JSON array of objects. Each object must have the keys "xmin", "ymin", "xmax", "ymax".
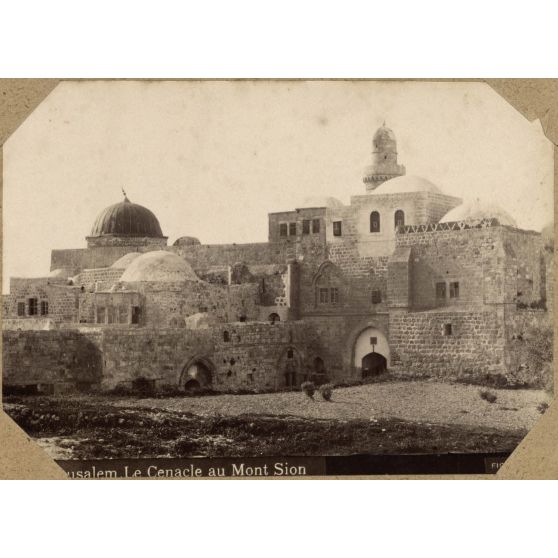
[
  {"xmin": 74, "ymin": 267, "xmax": 125, "ymax": 291},
  {"xmin": 2, "ymin": 322, "xmax": 321, "ymax": 392},
  {"xmin": 2, "ymin": 330, "xmax": 103, "ymax": 390},
  {"xmin": 51, "ymin": 245, "xmax": 157, "ymax": 275},
  {"xmin": 122, "ymin": 281, "xmax": 261, "ymax": 327},
  {"xmin": 389, "ymin": 309, "xmax": 506, "ymax": 381},
  {"xmin": 396, "ymin": 225, "xmax": 508, "ymax": 309},
  {"xmin": 172, "ymin": 242, "xmax": 290, "ymax": 273},
  {"xmin": 3, "ymin": 279, "xmax": 80, "ymax": 324},
  {"xmin": 503, "ymin": 308, "xmax": 553, "ymax": 388}
]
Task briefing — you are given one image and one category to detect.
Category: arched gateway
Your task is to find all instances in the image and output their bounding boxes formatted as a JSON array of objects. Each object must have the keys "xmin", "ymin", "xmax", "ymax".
[{"xmin": 353, "ymin": 327, "xmax": 390, "ymax": 378}]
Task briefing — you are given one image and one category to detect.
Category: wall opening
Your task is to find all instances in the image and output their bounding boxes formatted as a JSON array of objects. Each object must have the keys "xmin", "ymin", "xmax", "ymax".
[
  {"xmin": 394, "ymin": 209, "xmax": 405, "ymax": 230},
  {"xmin": 370, "ymin": 211, "xmax": 380, "ymax": 233},
  {"xmin": 268, "ymin": 312, "xmax": 280, "ymax": 324},
  {"xmin": 353, "ymin": 326, "xmax": 390, "ymax": 377},
  {"xmin": 181, "ymin": 359, "xmax": 213, "ymax": 393},
  {"xmin": 361, "ymin": 352, "xmax": 387, "ymax": 377}
]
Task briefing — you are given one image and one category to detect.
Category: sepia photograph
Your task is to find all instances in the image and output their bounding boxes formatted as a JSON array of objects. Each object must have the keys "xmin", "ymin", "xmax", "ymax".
[{"xmin": 1, "ymin": 80, "xmax": 554, "ymax": 476}]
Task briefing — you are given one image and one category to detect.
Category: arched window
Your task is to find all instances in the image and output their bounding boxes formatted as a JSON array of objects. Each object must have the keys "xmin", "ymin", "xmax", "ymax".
[
  {"xmin": 394, "ymin": 209, "xmax": 405, "ymax": 230},
  {"xmin": 370, "ymin": 211, "xmax": 380, "ymax": 233},
  {"xmin": 268, "ymin": 312, "xmax": 280, "ymax": 324}
]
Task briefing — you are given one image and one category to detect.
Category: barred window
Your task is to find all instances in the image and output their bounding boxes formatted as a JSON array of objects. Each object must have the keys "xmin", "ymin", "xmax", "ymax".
[
  {"xmin": 17, "ymin": 302, "xmax": 25, "ymax": 316},
  {"xmin": 40, "ymin": 301, "xmax": 49, "ymax": 316},
  {"xmin": 333, "ymin": 221, "xmax": 342, "ymax": 237},
  {"xmin": 289, "ymin": 222, "xmax": 297, "ymax": 236},
  {"xmin": 319, "ymin": 288, "xmax": 329, "ymax": 304},
  {"xmin": 279, "ymin": 223, "xmax": 288, "ymax": 237},
  {"xmin": 312, "ymin": 218, "xmax": 321, "ymax": 234},
  {"xmin": 302, "ymin": 220, "xmax": 310, "ymax": 234},
  {"xmin": 371, "ymin": 290, "xmax": 382, "ymax": 304},
  {"xmin": 436, "ymin": 282, "xmax": 447, "ymax": 300}
]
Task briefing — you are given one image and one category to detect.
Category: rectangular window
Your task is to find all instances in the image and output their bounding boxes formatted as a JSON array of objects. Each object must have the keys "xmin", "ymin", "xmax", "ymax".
[
  {"xmin": 444, "ymin": 323, "xmax": 453, "ymax": 336},
  {"xmin": 449, "ymin": 281, "xmax": 460, "ymax": 299},
  {"xmin": 28, "ymin": 298, "xmax": 38, "ymax": 316},
  {"xmin": 302, "ymin": 220, "xmax": 310, "ymax": 234},
  {"xmin": 40, "ymin": 301, "xmax": 49, "ymax": 316},
  {"xmin": 370, "ymin": 336, "xmax": 378, "ymax": 346},
  {"xmin": 312, "ymin": 218, "xmax": 321, "ymax": 234},
  {"xmin": 371, "ymin": 290, "xmax": 382, "ymax": 304},
  {"xmin": 330, "ymin": 287, "xmax": 339, "ymax": 304},
  {"xmin": 333, "ymin": 221, "xmax": 342, "ymax": 237},
  {"xmin": 96, "ymin": 306, "xmax": 106, "ymax": 324},
  {"xmin": 289, "ymin": 222, "xmax": 297, "ymax": 236},
  {"xmin": 319, "ymin": 288, "xmax": 329, "ymax": 304},
  {"xmin": 279, "ymin": 223, "xmax": 288, "ymax": 237},
  {"xmin": 436, "ymin": 282, "xmax": 447, "ymax": 300},
  {"xmin": 17, "ymin": 302, "xmax": 25, "ymax": 316},
  {"xmin": 131, "ymin": 306, "xmax": 141, "ymax": 325}
]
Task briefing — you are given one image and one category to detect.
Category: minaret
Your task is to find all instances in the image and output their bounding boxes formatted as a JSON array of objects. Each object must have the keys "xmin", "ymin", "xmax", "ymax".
[{"xmin": 363, "ymin": 123, "xmax": 406, "ymax": 191}]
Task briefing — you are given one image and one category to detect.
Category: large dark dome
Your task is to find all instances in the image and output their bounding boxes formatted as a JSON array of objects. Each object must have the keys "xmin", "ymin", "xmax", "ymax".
[{"xmin": 90, "ymin": 196, "xmax": 164, "ymax": 237}]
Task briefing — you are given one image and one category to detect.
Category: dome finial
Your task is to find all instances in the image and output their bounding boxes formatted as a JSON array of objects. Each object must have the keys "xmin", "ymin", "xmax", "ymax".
[{"xmin": 122, "ymin": 187, "xmax": 130, "ymax": 202}]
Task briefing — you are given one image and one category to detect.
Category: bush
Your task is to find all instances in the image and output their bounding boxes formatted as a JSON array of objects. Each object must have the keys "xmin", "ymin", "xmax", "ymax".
[
  {"xmin": 537, "ymin": 402, "xmax": 549, "ymax": 415},
  {"xmin": 319, "ymin": 383, "xmax": 334, "ymax": 402},
  {"xmin": 301, "ymin": 381, "xmax": 316, "ymax": 399},
  {"xmin": 479, "ymin": 389, "xmax": 497, "ymax": 403}
]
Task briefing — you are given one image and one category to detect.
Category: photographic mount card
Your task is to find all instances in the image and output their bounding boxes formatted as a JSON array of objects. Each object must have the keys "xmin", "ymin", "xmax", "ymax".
[{"xmin": 1, "ymin": 79, "xmax": 556, "ymax": 479}]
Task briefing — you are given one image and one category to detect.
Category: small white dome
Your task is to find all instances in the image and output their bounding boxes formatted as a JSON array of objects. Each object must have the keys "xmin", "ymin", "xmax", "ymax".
[
  {"xmin": 372, "ymin": 175, "xmax": 442, "ymax": 195},
  {"xmin": 111, "ymin": 252, "xmax": 142, "ymax": 269},
  {"xmin": 47, "ymin": 268, "xmax": 70, "ymax": 278},
  {"xmin": 120, "ymin": 251, "xmax": 199, "ymax": 283},
  {"xmin": 440, "ymin": 199, "xmax": 517, "ymax": 227},
  {"xmin": 301, "ymin": 196, "xmax": 344, "ymax": 208}
]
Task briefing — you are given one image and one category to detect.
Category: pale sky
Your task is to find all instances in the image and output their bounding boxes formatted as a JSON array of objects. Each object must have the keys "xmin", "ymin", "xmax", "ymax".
[{"xmin": 3, "ymin": 80, "xmax": 554, "ymax": 292}]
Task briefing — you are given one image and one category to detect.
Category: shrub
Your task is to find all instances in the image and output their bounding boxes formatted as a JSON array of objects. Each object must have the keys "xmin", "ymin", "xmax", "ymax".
[
  {"xmin": 301, "ymin": 381, "xmax": 316, "ymax": 399},
  {"xmin": 479, "ymin": 389, "xmax": 497, "ymax": 403},
  {"xmin": 537, "ymin": 402, "xmax": 549, "ymax": 415},
  {"xmin": 319, "ymin": 383, "xmax": 334, "ymax": 402}
]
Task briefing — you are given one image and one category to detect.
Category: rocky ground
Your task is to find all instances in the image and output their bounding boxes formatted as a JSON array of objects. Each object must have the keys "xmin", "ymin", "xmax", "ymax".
[{"xmin": 3, "ymin": 380, "xmax": 550, "ymax": 460}]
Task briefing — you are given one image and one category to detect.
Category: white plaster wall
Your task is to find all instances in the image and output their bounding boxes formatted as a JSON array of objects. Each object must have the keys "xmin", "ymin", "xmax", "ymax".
[{"xmin": 354, "ymin": 326, "xmax": 390, "ymax": 367}]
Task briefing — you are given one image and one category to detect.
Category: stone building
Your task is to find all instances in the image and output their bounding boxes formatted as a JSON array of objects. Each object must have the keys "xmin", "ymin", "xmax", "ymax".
[{"xmin": 2, "ymin": 125, "xmax": 553, "ymax": 393}]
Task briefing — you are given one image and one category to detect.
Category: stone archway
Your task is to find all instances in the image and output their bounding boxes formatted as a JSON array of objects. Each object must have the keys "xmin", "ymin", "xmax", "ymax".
[
  {"xmin": 179, "ymin": 356, "xmax": 215, "ymax": 392},
  {"xmin": 352, "ymin": 326, "xmax": 390, "ymax": 378}
]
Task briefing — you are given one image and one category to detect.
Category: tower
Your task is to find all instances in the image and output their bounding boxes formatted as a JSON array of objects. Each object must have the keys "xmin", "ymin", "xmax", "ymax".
[{"xmin": 363, "ymin": 123, "xmax": 406, "ymax": 191}]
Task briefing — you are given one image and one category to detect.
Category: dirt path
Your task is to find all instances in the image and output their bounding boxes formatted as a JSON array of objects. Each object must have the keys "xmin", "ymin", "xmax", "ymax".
[{"xmin": 114, "ymin": 381, "xmax": 551, "ymax": 431}]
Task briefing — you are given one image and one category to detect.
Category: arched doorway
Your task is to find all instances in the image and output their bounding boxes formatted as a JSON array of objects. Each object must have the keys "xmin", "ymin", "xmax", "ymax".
[
  {"xmin": 353, "ymin": 326, "xmax": 390, "ymax": 378},
  {"xmin": 361, "ymin": 352, "xmax": 387, "ymax": 377},
  {"xmin": 180, "ymin": 357, "xmax": 214, "ymax": 393}
]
